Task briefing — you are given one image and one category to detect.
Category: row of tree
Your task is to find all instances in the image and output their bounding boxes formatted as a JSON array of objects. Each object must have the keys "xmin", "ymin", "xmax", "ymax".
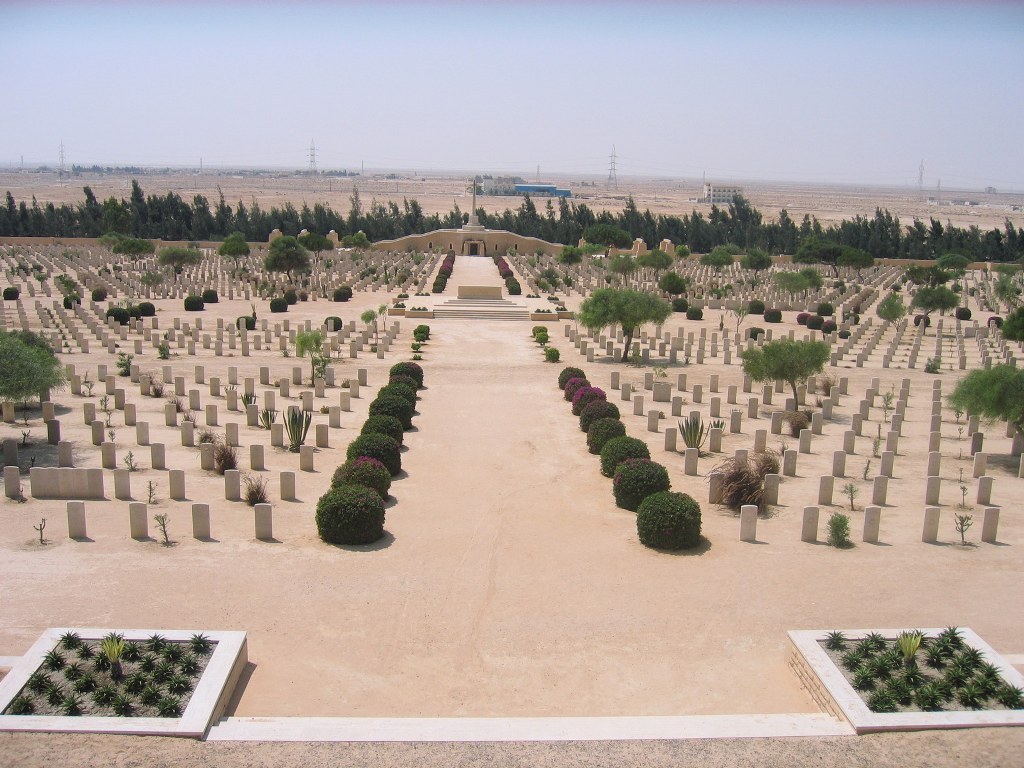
[{"xmin": 2, "ymin": 181, "xmax": 1022, "ymax": 263}]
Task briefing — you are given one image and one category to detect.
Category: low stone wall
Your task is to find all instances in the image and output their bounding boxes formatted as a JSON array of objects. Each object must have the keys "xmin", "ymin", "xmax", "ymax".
[
  {"xmin": 29, "ymin": 467, "xmax": 105, "ymax": 499},
  {"xmin": 457, "ymin": 286, "xmax": 503, "ymax": 300}
]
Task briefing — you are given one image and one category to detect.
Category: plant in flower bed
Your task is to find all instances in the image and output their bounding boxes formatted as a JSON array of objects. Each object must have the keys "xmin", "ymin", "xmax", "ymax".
[
  {"xmin": 579, "ymin": 400, "xmax": 620, "ymax": 433},
  {"xmin": 819, "ymin": 627, "xmax": 1024, "ymax": 714},
  {"xmin": 369, "ymin": 392, "xmax": 414, "ymax": 430},
  {"xmin": 332, "ymin": 457, "xmax": 392, "ymax": 500},
  {"xmin": 558, "ymin": 366, "xmax": 586, "ymax": 390},
  {"xmin": 571, "ymin": 386, "xmax": 606, "ymax": 417},
  {"xmin": 2, "ymin": 631, "xmax": 216, "ymax": 718},
  {"xmin": 346, "ymin": 433, "xmax": 402, "ymax": 476},
  {"xmin": 587, "ymin": 417, "xmax": 626, "ymax": 454},
  {"xmin": 316, "ymin": 484, "xmax": 386, "ymax": 545},
  {"xmin": 600, "ymin": 436, "xmax": 651, "ymax": 477},
  {"xmin": 389, "ymin": 362, "xmax": 424, "ymax": 389},
  {"xmin": 360, "ymin": 414, "xmax": 405, "ymax": 445},
  {"xmin": 563, "ymin": 377, "xmax": 590, "ymax": 403},
  {"xmin": 612, "ymin": 458, "xmax": 671, "ymax": 511}
]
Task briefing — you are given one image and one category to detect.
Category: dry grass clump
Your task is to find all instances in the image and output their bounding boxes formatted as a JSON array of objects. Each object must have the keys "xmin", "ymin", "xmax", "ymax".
[
  {"xmin": 213, "ymin": 443, "xmax": 237, "ymax": 475},
  {"xmin": 243, "ymin": 474, "xmax": 269, "ymax": 506},
  {"xmin": 782, "ymin": 409, "xmax": 811, "ymax": 437},
  {"xmin": 712, "ymin": 450, "xmax": 780, "ymax": 512}
]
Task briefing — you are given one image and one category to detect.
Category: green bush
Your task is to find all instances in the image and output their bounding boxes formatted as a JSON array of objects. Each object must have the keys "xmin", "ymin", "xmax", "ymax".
[
  {"xmin": 2, "ymin": 287, "xmax": 19, "ymax": 300},
  {"xmin": 346, "ymin": 433, "xmax": 402, "ymax": 476},
  {"xmin": 137, "ymin": 301, "xmax": 156, "ymax": 317},
  {"xmin": 544, "ymin": 347, "xmax": 560, "ymax": 363},
  {"xmin": 636, "ymin": 492, "xmax": 702, "ymax": 550},
  {"xmin": 315, "ymin": 484, "xmax": 386, "ymax": 545},
  {"xmin": 600, "ymin": 436, "xmax": 651, "ymax": 477},
  {"xmin": 563, "ymin": 377, "xmax": 590, "ymax": 402},
  {"xmin": 201, "ymin": 289, "xmax": 219, "ymax": 303},
  {"xmin": 378, "ymin": 381, "xmax": 417, "ymax": 407},
  {"xmin": 747, "ymin": 326, "xmax": 765, "ymax": 340},
  {"xmin": 587, "ymin": 417, "xmax": 626, "ymax": 454},
  {"xmin": 105, "ymin": 306, "xmax": 130, "ymax": 325},
  {"xmin": 816, "ymin": 302, "xmax": 834, "ymax": 317},
  {"xmin": 389, "ymin": 362, "xmax": 424, "ymax": 388},
  {"xmin": 571, "ymin": 386, "xmax": 606, "ymax": 416},
  {"xmin": 558, "ymin": 366, "xmax": 587, "ymax": 390},
  {"xmin": 413, "ymin": 324, "xmax": 431, "ymax": 342},
  {"xmin": 955, "ymin": 307, "xmax": 971, "ymax": 321},
  {"xmin": 63, "ymin": 296, "xmax": 79, "ymax": 309},
  {"xmin": 763, "ymin": 308, "xmax": 783, "ymax": 323},
  {"xmin": 369, "ymin": 393, "xmax": 414, "ymax": 430},
  {"xmin": 806, "ymin": 315, "xmax": 824, "ymax": 330},
  {"xmin": 237, "ymin": 315, "xmax": 256, "ymax": 331},
  {"xmin": 579, "ymin": 400, "xmax": 620, "ymax": 432},
  {"xmin": 331, "ymin": 457, "xmax": 392, "ymax": 500},
  {"xmin": 534, "ymin": 330, "xmax": 549, "ymax": 345},
  {"xmin": 333, "ymin": 285, "xmax": 353, "ymax": 302},
  {"xmin": 269, "ymin": 297, "xmax": 288, "ymax": 313},
  {"xmin": 686, "ymin": 307, "xmax": 703, "ymax": 320},
  {"xmin": 828, "ymin": 512, "xmax": 852, "ymax": 548},
  {"xmin": 284, "ymin": 289, "xmax": 298, "ymax": 305},
  {"xmin": 505, "ymin": 277, "xmax": 522, "ymax": 295},
  {"xmin": 672, "ymin": 298, "xmax": 689, "ymax": 313},
  {"xmin": 325, "ymin": 316, "xmax": 343, "ymax": 331},
  {"xmin": 613, "ymin": 458, "xmax": 671, "ymax": 511},
  {"xmin": 183, "ymin": 295, "xmax": 204, "ymax": 311},
  {"xmin": 360, "ymin": 414, "xmax": 405, "ymax": 445},
  {"xmin": 387, "ymin": 374, "xmax": 419, "ymax": 393},
  {"xmin": 91, "ymin": 288, "xmax": 108, "ymax": 302},
  {"xmin": 748, "ymin": 299, "xmax": 766, "ymax": 315}
]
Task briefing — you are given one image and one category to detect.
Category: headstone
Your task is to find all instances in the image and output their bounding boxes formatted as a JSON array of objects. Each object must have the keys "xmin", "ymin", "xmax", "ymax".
[
  {"xmin": 981, "ymin": 506, "xmax": 999, "ymax": 544},
  {"xmin": 739, "ymin": 505, "xmax": 758, "ymax": 542},
  {"xmin": 129, "ymin": 502, "xmax": 148, "ymax": 539},
  {"xmin": 280, "ymin": 471, "xmax": 296, "ymax": 501},
  {"xmin": 192, "ymin": 503, "xmax": 211, "ymax": 540},
  {"xmin": 922, "ymin": 506, "xmax": 940, "ymax": 543},
  {"xmin": 67, "ymin": 501, "xmax": 87, "ymax": 539},
  {"xmin": 255, "ymin": 503, "xmax": 273, "ymax": 541},
  {"xmin": 863, "ymin": 506, "xmax": 881, "ymax": 543},
  {"xmin": 801, "ymin": 506, "xmax": 819, "ymax": 543},
  {"xmin": 169, "ymin": 469, "xmax": 185, "ymax": 500}
]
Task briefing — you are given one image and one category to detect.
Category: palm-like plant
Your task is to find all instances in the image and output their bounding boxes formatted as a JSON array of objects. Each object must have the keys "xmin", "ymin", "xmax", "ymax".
[
  {"xmin": 295, "ymin": 330, "xmax": 326, "ymax": 384},
  {"xmin": 100, "ymin": 634, "xmax": 126, "ymax": 680},
  {"xmin": 284, "ymin": 407, "xmax": 312, "ymax": 452}
]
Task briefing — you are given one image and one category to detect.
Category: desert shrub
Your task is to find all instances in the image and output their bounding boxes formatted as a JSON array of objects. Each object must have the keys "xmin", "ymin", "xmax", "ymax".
[
  {"xmin": 333, "ymin": 285, "xmax": 353, "ymax": 302},
  {"xmin": 672, "ymin": 298, "xmax": 689, "ymax": 312},
  {"xmin": 331, "ymin": 457, "xmax": 391, "ymax": 499},
  {"xmin": 2, "ymin": 287, "xmax": 19, "ymax": 300},
  {"xmin": 137, "ymin": 301, "xmax": 156, "ymax": 317},
  {"xmin": 613, "ymin": 458, "xmax": 671, "ymax": 511},
  {"xmin": 369, "ymin": 393, "xmax": 414, "ymax": 430},
  {"xmin": 505, "ymin": 277, "xmax": 522, "ymax": 295},
  {"xmin": 806, "ymin": 315, "xmax": 824, "ymax": 330},
  {"xmin": 839, "ymin": 330, "xmax": 851, "ymax": 339},
  {"xmin": 587, "ymin": 417, "xmax": 626, "ymax": 454},
  {"xmin": 315, "ymin": 484, "xmax": 386, "ymax": 545},
  {"xmin": 534, "ymin": 329, "xmax": 549, "ymax": 345},
  {"xmin": 237, "ymin": 315, "xmax": 256, "ymax": 331},
  {"xmin": 183, "ymin": 295, "xmax": 204, "ymax": 312},
  {"xmin": 563, "ymin": 377, "xmax": 590, "ymax": 402},
  {"xmin": 388, "ymin": 374, "xmax": 419, "ymax": 393},
  {"xmin": 346, "ymin": 433, "xmax": 401, "ymax": 476},
  {"xmin": 783, "ymin": 409, "xmax": 811, "ymax": 437},
  {"xmin": 298, "ymin": 290, "xmax": 308, "ymax": 301},
  {"xmin": 579, "ymin": 400, "xmax": 620, "ymax": 433},
  {"xmin": 712, "ymin": 451, "xmax": 780, "ymax": 511},
  {"xmin": 600, "ymin": 436, "xmax": 651, "ymax": 478},
  {"xmin": 636, "ymin": 492, "xmax": 702, "ymax": 550},
  {"xmin": 816, "ymin": 302, "xmax": 834, "ymax": 317},
  {"xmin": 201, "ymin": 289, "xmax": 219, "ymax": 304},
  {"xmin": 748, "ymin": 299, "xmax": 766, "ymax": 315},
  {"xmin": 924, "ymin": 356, "xmax": 942, "ymax": 374},
  {"xmin": 747, "ymin": 327, "xmax": 765, "ymax": 340},
  {"xmin": 105, "ymin": 306, "xmax": 130, "ymax": 325},
  {"xmin": 796, "ymin": 312, "xmax": 810, "ymax": 326},
  {"xmin": 544, "ymin": 347, "xmax": 560, "ymax": 362},
  {"xmin": 558, "ymin": 366, "xmax": 587, "ymax": 390},
  {"xmin": 389, "ymin": 361, "xmax": 424, "ymax": 389},
  {"xmin": 213, "ymin": 443, "xmax": 237, "ymax": 475},
  {"xmin": 91, "ymin": 287, "xmax": 108, "ymax": 302},
  {"xmin": 532, "ymin": 325, "xmax": 548, "ymax": 338},
  {"xmin": 988, "ymin": 316, "xmax": 1003, "ymax": 328},
  {"xmin": 913, "ymin": 314, "xmax": 931, "ymax": 327},
  {"xmin": 413, "ymin": 325, "xmax": 431, "ymax": 342},
  {"xmin": 821, "ymin": 320, "xmax": 838, "ymax": 335},
  {"xmin": 284, "ymin": 289, "xmax": 298, "ymax": 305},
  {"xmin": 571, "ymin": 386, "xmax": 607, "ymax": 416},
  {"xmin": 63, "ymin": 296, "xmax": 79, "ymax": 308},
  {"xmin": 764, "ymin": 308, "xmax": 783, "ymax": 323},
  {"xmin": 242, "ymin": 473, "xmax": 269, "ymax": 506},
  {"xmin": 378, "ymin": 381, "xmax": 417, "ymax": 407},
  {"xmin": 269, "ymin": 297, "xmax": 288, "ymax": 313},
  {"xmin": 686, "ymin": 307, "xmax": 703, "ymax": 321},
  {"xmin": 360, "ymin": 414, "xmax": 404, "ymax": 445},
  {"xmin": 828, "ymin": 512, "xmax": 852, "ymax": 547},
  {"xmin": 325, "ymin": 316, "xmax": 343, "ymax": 331},
  {"xmin": 955, "ymin": 307, "xmax": 972, "ymax": 321}
]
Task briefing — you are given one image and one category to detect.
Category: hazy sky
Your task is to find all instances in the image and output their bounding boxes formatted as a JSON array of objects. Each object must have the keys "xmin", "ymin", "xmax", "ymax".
[{"xmin": 5, "ymin": 1, "xmax": 1023, "ymax": 189}]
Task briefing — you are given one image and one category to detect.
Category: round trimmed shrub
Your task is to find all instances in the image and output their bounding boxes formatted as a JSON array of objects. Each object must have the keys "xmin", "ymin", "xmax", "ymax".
[
  {"xmin": 913, "ymin": 314, "xmax": 931, "ymax": 328},
  {"xmin": 989, "ymin": 316, "xmax": 1003, "ymax": 328},
  {"xmin": 360, "ymin": 414, "xmax": 404, "ymax": 445},
  {"xmin": 821, "ymin": 320, "xmax": 838, "ymax": 335},
  {"xmin": 105, "ymin": 306, "xmax": 130, "ymax": 325},
  {"xmin": 816, "ymin": 302, "xmax": 834, "ymax": 317},
  {"xmin": 571, "ymin": 386, "xmax": 606, "ymax": 416},
  {"xmin": 955, "ymin": 307, "xmax": 971, "ymax": 321},
  {"xmin": 369, "ymin": 393, "xmax": 414, "ymax": 430},
  {"xmin": 325, "ymin": 316, "xmax": 343, "ymax": 331},
  {"xmin": 579, "ymin": 400, "xmax": 620, "ymax": 433},
  {"xmin": 378, "ymin": 381, "xmax": 417, "ymax": 407},
  {"xmin": 505, "ymin": 278, "xmax": 522, "ymax": 295},
  {"xmin": 806, "ymin": 315, "xmax": 824, "ymax": 330},
  {"xmin": 747, "ymin": 326, "xmax": 765, "ymax": 340},
  {"xmin": 563, "ymin": 377, "xmax": 590, "ymax": 402},
  {"xmin": 636, "ymin": 492, "xmax": 702, "ymax": 550},
  {"xmin": 201, "ymin": 289, "xmax": 219, "ymax": 304},
  {"xmin": 269, "ymin": 297, "xmax": 288, "ymax": 313},
  {"xmin": 748, "ymin": 299, "xmax": 766, "ymax": 315},
  {"xmin": 346, "ymin": 433, "xmax": 402, "ymax": 476},
  {"xmin": 838, "ymin": 329, "xmax": 851, "ymax": 339},
  {"xmin": 686, "ymin": 306, "xmax": 703, "ymax": 320},
  {"xmin": 534, "ymin": 330, "xmax": 549, "ymax": 345},
  {"xmin": 388, "ymin": 374, "xmax": 419, "ymax": 393},
  {"xmin": 183, "ymin": 295, "xmax": 204, "ymax": 311},
  {"xmin": 331, "ymin": 457, "xmax": 391, "ymax": 500},
  {"xmin": 63, "ymin": 296, "xmax": 79, "ymax": 309},
  {"xmin": 2, "ymin": 287, "xmax": 19, "ymax": 300},
  {"xmin": 600, "ymin": 436, "xmax": 651, "ymax": 478},
  {"xmin": 587, "ymin": 417, "xmax": 626, "ymax": 454},
  {"xmin": 558, "ymin": 366, "xmax": 586, "ymax": 390},
  {"xmin": 333, "ymin": 285, "xmax": 353, "ymax": 302},
  {"xmin": 613, "ymin": 458, "xmax": 671, "ymax": 511},
  {"xmin": 545, "ymin": 347, "xmax": 560, "ymax": 363},
  {"xmin": 796, "ymin": 312, "xmax": 810, "ymax": 326},
  {"xmin": 389, "ymin": 362, "xmax": 424, "ymax": 389},
  {"xmin": 672, "ymin": 298, "xmax": 689, "ymax": 313},
  {"xmin": 532, "ymin": 325, "xmax": 548, "ymax": 338},
  {"xmin": 137, "ymin": 301, "xmax": 156, "ymax": 317},
  {"xmin": 237, "ymin": 315, "xmax": 256, "ymax": 331},
  {"xmin": 284, "ymin": 289, "xmax": 298, "ymax": 305},
  {"xmin": 315, "ymin": 484, "xmax": 385, "ymax": 545},
  {"xmin": 763, "ymin": 308, "xmax": 782, "ymax": 323},
  {"xmin": 91, "ymin": 287, "xmax": 108, "ymax": 302}
]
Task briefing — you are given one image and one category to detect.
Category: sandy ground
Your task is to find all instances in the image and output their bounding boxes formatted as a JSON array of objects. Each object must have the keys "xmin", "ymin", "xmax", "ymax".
[{"xmin": 1, "ymin": 254, "xmax": 1023, "ymax": 764}]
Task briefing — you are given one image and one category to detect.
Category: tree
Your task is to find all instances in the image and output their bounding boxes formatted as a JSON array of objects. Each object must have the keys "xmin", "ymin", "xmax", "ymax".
[
  {"xmin": 218, "ymin": 231, "xmax": 250, "ymax": 260},
  {"xmin": 700, "ymin": 249, "xmax": 733, "ymax": 271},
  {"xmin": 0, "ymin": 332, "xmax": 67, "ymax": 417},
  {"xmin": 112, "ymin": 237, "xmax": 154, "ymax": 259},
  {"xmin": 295, "ymin": 329, "xmax": 328, "ymax": 384},
  {"xmin": 911, "ymin": 285, "xmax": 958, "ymax": 316},
  {"xmin": 578, "ymin": 288, "xmax": 672, "ymax": 363},
  {"xmin": 140, "ymin": 271, "xmax": 163, "ymax": 288},
  {"xmin": 740, "ymin": 338, "xmax": 831, "ymax": 409},
  {"xmin": 558, "ymin": 245, "xmax": 583, "ymax": 264},
  {"xmin": 741, "ymin": 249, "xmax": 773, "ymax": 271},
  {"xmin": 637, "ymin": 248, "xmax": 672, "ymax": 278},
  {"xmin": 949, "ymin": 365, "xmax": 1024, "ymax": 436},
  {"xmin": 607, "ymin": 254, "xmax": 637, "ymax": 285},
  {"xmin": 837, "ymin": 247, "xmax": 874, "ymax": 271},
  {"xmin": 361, "ymin": 308, "xmax": 378, "ymax": 344},
  {"xmin": 157, "ymin": 246, "xmax": 202, "ymax": 274},
  {"xmin": 341, "ymin": 231, "xmax": 370, "ymax": 249},
  {"xmin": 298, "ymin": 231, "xmax": 333, "ymax": 262},
  {"xmin": 583, "ymin": 223, "xmax": 631, "ymax": 248},
  {"xmin": 799, "ymin": 267, "xmax": 824, "ymax": 289},
  {"xmin": 263, "ymin": 236, "xmax": 310, "ymax": 279},
  {"xmin": 1002, "ymin": 307, "xmax": 1024, "ymax": 341},
  {"xmin": 937, "ymin": 252, "xmax": 970, "ymax": 276},
  {"xmin": 994, "ymin": 274, "xmax": 1021, "ymax": 309},
  {"xmin": 774, "ymin": 270, "xmax": 809, "ymax": 297},
  {"xmin": 658, "ymin": 271, "xmax": 688, "ymax": 296},
  {"xmin": 674, "ymin": 244, "xmax": 691, "ymax": 259},
  {"xmin": 875, "ymin": 292, "xmax": 907, "ymax": 322},
  {"xmin": 905, "ymin": 264, "xmax": 949, "ymax": 287}
]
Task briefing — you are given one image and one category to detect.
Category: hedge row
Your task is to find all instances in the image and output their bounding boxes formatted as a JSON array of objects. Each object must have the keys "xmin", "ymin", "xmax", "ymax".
[{"xmin": 433, "ymin": 254, "xmax": 456, "ymax": 293}]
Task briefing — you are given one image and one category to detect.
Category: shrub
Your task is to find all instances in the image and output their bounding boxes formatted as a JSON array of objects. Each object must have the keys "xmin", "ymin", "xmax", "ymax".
[
  {"xmin": 137, "ymin": 301, "xmax": 156, "ymax": 317},
  {"xmin": 534, "ymin": 330, "xmax": 549, "ymax": 345},
  {"xmin": 269, "ymin": 297, "xmax": 288, "ymax": 313},
  {"xmin": 332, "ymin": 457, "xmax": 392, "ymax": 499},
  {"xmin": 2, "ymin": 287, "xmax": 19, "ymax": 300},
  {"xmin": 579, "ymin": 400, "xmax": 620, "ymax": 433},
  {"xmin": 105, "ymin": 306, "xmax": 130, "ymax": 325},
  {"xmin": 183, "ymin": 295, "xmax": 204, "ymax": 312},
  {"xmin": 315, "ymin": 484, "xmax": 386, "ymax": 545},
  {"xmin": 544, "ymin": 347, "xmax": 560, "ymax": 363},
  {"xmin": 828, "ymin": 512, "xmax": 852, "ymax": 547},
  {"xmin": 711, "ymin": 451, "xmax": 780, "ymax": 511},
  {"xmin": 821, "ymin": 320, "xmax": 838, "ymax": 335},
  {"xmin": 748, "ymin": 299, "xmax": 766, "ymax": 315},
  {"xmin": 571, "ymin": 386, "xmax": 606, "ymax": 416},
  {"xmin": 806, "ymin": 315, "xmax": 824, "ymax": 330},
  {"xmin": 213, "ymin": 443, "xmax": 237, "ymax": 475},
  {"xmin": 636, "ymin": 492, "xmax": 702, "ymax": 550},
  {"xmin": 387, "ymin": 374, "xmax": 419, "ymax": 393},
  {"xmin": 796, "ymin": 312, "xmax": 810, "ymax": 326},
  {"xmin": 369, "ymin": 393, "xmax": 414, "ymax": 430},
  {"xmin": 816, "ymin": 302, "xmax": 834, "ymax": 317},
  {"xmin": 672, "ymin": 298, "xmax": 689, "ymax": 312},
  {"xmin": 413, "ymin": 324, "xmax": 431, "ymax": 342},
  {"xmin": 63, "ymin": 296, "xmax": 79, "ymax": 309},
  {"xmin": 346, "ymin": 433, "xmax": 401, "ymax": 476},
  {"xmin": 91, "ymin": 287, "xmax": 108, "ymax": 302},
  {"xmin": 242, "ymin": 473, "xmax": 269, "ymax": 506},
  {"xmin": 389, "ymin": 361, "xmax": 424, "ymax": 389},
  {"xmin": 763, "ymin": 308, "xmax": 783, "ymax": 323},
  {"xmin": 839, "ymin": 330, "xmax": 851, "ymax": 339},
  {"xmin": 924, "ymin": 356, "xmax": 942, "ymax": 374},
  {"xmin": 686, "ymin": 306, "xmax": 703, "ymax": 320},
  {"xmin": 333, "ymin": 285, "xmax": 353, "ymax": 302},
  {"xmin": 379, "ymin": 381, "xmax": 417, "ymax": 407},
  {"xmin": 955, "ymin": 307, "xmax": 971, "ymax": 321},
  {"xmin": 988, "ymin": 316, "xmax": 1003, "ymax": 328},
  {"xmin": 747, "ymin": 327, "xmax": 765, "ymax": 340},
  {"xmin": 613, "ymin": 458, "xmax": 671, "ymax": 511},
  {"xmin": 197, "ymin": 289, "xmax": 217, "ymax": 304},
  {"xmin": 360, "ymin": 414, "xmax": 405, "ymax": 445},
  {"xmin": 913, "ymin": 314, "xmax": 931, "ymax": 327},
  {"xmin": 587, "ymin": 417, "xmax": 626, "ymax": 454},
  {"xmin": 600, "ymin": 436, "xmax": 651, "ymax": 478},
  {"xmin": 325, "ymin": 316, "xmax": 343, "ymax": 331},
  {"xmin": 284, "ymin": 289, "xmax": 298, "ymax": 305},
  {"xmin": 532, "ymin": 325, "xmax": 548, "ymax": 338},
  {"xmin": 505, "ymin": 277, "xmax": 522, "ymax": 295},
  {"xmin": 783, "ymin": 409, "xmax": 811, "ymax": 437},
  {"xmin": 563, "ymin": 377, "xmax": 590, "ymax": 402},
  {"xmin": 558, "ymin": 366, "xmax": 587, "ymax": 390},
  {"xmin": 237, "ymin": 315, "xmax": 256, "ymax": 331}
]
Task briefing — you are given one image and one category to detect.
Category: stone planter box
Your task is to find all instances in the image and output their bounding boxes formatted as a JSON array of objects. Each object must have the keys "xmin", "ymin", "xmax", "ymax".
[
  {"xmin": 406, "ymin": 310, "xmax": 433, "ymax": 319},
  {"xmin": 530, "ymin": 312, "xmax": 557, "ymax": 321},
  {"xmin": 557, "ymin": 311, "xmax": 574, "ymax": 320},
  {"xmin": 390, "ymin": 308, "xmax": 405, "ymax": 316}
]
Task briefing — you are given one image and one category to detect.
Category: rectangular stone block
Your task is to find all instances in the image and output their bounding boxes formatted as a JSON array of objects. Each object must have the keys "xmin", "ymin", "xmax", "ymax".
[
  {"xmin": 192, "ymin": 503, "xmax": 211, "ymax": 539},
  {"xmin": 67, "ymin": 501, "xmax": 87, "ymax": 539},
  {"xmin": 801, "ymin": 506, "xmax": 819, "ymax": 543},
  {"xmin": 280, "ymin": 471, "xmax": 296, "ymax": 501},
  {"xmin": 255, "ymin": 503, "xmax": 273, "ymax": 541},
  {"xmin": 151, "ymin": 443, "xmax": 166, "ymax": 471},
  {"xmin": 863, "ymin": 506, "xmax": 881, "ymax": 543},
  {"xmin": 740, "ymin": 505, "xmax": 758, "ymax": 542},
  {"xmin": 922, "ymin": 506, "xmax": 940, "ymax": 543},
  {"xmin": 169, "ymin": 469, "xmax": 186, "ymax": 500},
  {"xmin": 129, "ymin": 502, "xmax": 148, "ymax": 539},
  {"xmin": 981, "ymin": 506, "xmax": 999, "ymax": 544}
]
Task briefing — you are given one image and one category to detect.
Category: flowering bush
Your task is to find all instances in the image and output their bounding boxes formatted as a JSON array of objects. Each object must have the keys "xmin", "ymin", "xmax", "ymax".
[
  {"xmin": 806, "ymin": 315, "xmax": 824, "ymax": 330},
  {"xmin": 315, "ymin": 484, "xmax": 386, "ymax": 545},
  {"xmin": 389, "ymin": 362, "xmax": 424, "ymax": 388},
  {"xmin": 369, "ymin": 393, "xmax": 414, "ymax": 430},
  {"xmin": 360, "ymin": 414, "xmax": 405, "ymax": 445},
  {"xmin": 796, "ymin": 312, "xmax": 810, "ymax": 326},
  {"xmin": 764, "ymin": 308, "xmax": 783, "ymax": 323},
  {"xmin": 558, "ymin": 366, "xmax": 586, "ymax": 390},
  {"xmin": 600, "ymin": 436, "xmax": 651, "ymax": 477},
  {"xmin": 563, "ymin": 377, "xmax": 590, "ymax": 402},
  {"xmin": 613, "ymin": 458, "xmax": 671, "ymax": 511},
  {"xmin": 636, "ymin": 492, "xmax": 702, "ymax": 550},
  {"xmin": 579, "ymin": 400, "xmax": 620, "ymax": 433},
  {"xmin": 331, "ymin": 457, "xmax": 392, "ymax": 499},
  {"xmin": 571, "ymin": 386, "xmax": 607, "ymax": 416},
  {"xmin": 587, "ymin": 418, "xmax": 626, "ymax": 454},
  {"xmin": 346, "ymin": 433, "xmax": 402, "ymax": 476}
]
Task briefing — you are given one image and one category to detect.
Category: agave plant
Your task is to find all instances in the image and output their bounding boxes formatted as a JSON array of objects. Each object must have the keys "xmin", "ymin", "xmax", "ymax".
[
  {"xmin": 925, "ymin": 644, "xmax": 948, "ymax": 669},
  {"xmin": 100, "ymin": 635, "xmax": 126, "ymax": 680},
  {"xmin": 678, "ymin": 414, "xmax": 710, "ymax": 451},
  {"xmin": 188, "ymin": 633, "xmax": 212, "ymax": 656},
  {"xmin": 996, "ymin": 684, "xmax": 1024, "ymax": 709},
  {"xmin": 852, "ymin": 667, "xmax": 876, "ymax": 691},
  {"xmin": 258, "ymin": 408, "xmax": 278, "ymax": 430},
  {"xmin": 92, "ymin": 684, "xmax": 117, "ymax": 707},
  {"xmin": 8, "ymin": 695, "xmax": 35, "ymax": 715},
  {"xmin": 112, "ymin": 693, "xmax": 134, "ymax": 716},
  {"xmin": 957, "ymin": 681, "xmax": 986, "ymax": 709},
  {"xmin": 897, "ymin": 630, "xmax": 923, "ymax": 666},
  {"xmin": 914, "ymin": 682, "xmax": 945, "ymax": 712},
  {"xmin": 140, "ymin": 684, "xmax": 162, "ymax": 706},
  {"xmin": 241, "ymin": 392, "xmax": 257, "ymax": 407},
  {"xmin": 867, "ymin": 688, "xmax": 898, "ymax": 713},
  {"xmin": 62, "ymin": 692, "xmax": 84, "ymax": 716},
  {"xmin": 157, "ymin": 695, "xmax": 182, "ymax": 718},
  {"xmin": 59, "ymin": 631, "xmax": 83, "ymax": 651},
  {"xmin": 824, "ymin": 630, "xmax": 847, "ymax": 651},
  {"xmin": 284, "ymin": 407, "xmax": 312, "ymax": 452}
]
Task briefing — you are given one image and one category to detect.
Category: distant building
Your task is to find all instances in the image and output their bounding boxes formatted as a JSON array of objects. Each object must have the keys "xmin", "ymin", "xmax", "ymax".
[
  {"xmin": 513, "ymin": 183, "xmax": 571, "ymax": 198},
  {"xmin": 701, "ymin": 182, "xmax": 742, "ymax": 206}
]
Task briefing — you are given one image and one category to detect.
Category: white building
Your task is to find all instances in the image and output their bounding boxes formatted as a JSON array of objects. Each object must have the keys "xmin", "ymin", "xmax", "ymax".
[{"xmin": 701, "ymin": 183, "xmax": 743, "ymax": 205}]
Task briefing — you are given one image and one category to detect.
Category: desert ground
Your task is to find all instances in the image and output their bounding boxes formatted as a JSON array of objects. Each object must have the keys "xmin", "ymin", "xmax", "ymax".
[{"xmin": 0, "ymin": 229, "xmax": 1022, "ymax": 765}]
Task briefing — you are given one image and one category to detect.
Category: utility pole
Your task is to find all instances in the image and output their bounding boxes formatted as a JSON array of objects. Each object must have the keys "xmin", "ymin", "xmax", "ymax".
[
  {"xmin": 607, "ymin": 146, "xmax": 618, "ymax": 190},
  {"xmin": 308, "ymin": 140, "xmax": 317, "ymax": 174},
  {"xmin": 918, "ymin": 159, "xmax": 924, "ymax": 201},
  {"xmin": 58, "ymin": 141, "xmax": 66, "ymax": 185}
]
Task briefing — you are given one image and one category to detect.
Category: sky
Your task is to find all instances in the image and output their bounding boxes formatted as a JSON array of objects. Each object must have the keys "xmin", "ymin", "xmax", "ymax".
[{"xmin": 4, "ymin": 1, "xmax": 1023, "ymax": 189}]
